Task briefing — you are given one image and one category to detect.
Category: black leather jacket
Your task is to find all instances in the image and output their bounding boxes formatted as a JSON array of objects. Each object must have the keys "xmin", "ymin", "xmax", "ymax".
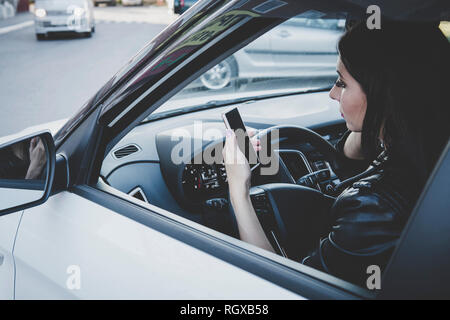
[{"xmin": 302, "ymin": 131, "xmax": 422, "ymax": 287}]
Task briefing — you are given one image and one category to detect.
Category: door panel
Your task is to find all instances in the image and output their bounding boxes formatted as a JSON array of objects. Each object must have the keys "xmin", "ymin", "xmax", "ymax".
[
  {"xmin": 13, "ymin": 191, "xmax": 302, "ymax": 299},
  {"xmin": 0, "ymin": 211, "xmax": 23, "ymax": 300}
]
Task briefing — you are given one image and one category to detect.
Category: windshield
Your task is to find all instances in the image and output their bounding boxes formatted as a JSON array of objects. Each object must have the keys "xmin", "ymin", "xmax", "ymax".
[{"xmin": 145, "ymin": 15, "xmax": 345, "ymax": 121}]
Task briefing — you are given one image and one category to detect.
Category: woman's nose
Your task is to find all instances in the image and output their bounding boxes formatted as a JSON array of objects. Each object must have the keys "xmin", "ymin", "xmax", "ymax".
[{"xmin": 329, "ymin": 85, "xmax": 340, "ymax": 102}]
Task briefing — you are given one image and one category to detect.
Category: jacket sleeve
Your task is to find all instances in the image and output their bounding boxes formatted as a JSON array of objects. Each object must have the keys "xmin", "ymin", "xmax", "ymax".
[{"xmin": 302, "ymin": 183, "xmax": 406, "ymax": 287}]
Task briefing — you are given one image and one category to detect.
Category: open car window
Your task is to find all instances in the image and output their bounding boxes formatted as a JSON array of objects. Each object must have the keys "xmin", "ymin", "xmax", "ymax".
[
  {"xmin": 97, "ymin": 11, "xmax": 449, "ymax": 295},
  {"xmin": 145, "ymin": 15, "xmax": 345, "ymax": 120},
  {"xmin": 97, "ymin": 13, "xmax": 358, "ymax": 290}
]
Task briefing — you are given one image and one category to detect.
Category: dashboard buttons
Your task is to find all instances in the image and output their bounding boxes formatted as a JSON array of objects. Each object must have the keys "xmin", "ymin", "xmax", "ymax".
[
  {"xmin": 182, "ymin": 164, "xmax": 226, "ymax": 201},
  {"xmin": 250, "ymin": 189, "xmax": 271, "ymax": 216}
]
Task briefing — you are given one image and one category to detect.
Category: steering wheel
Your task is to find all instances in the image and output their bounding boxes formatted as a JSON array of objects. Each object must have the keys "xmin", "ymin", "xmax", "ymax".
[
  {"xmin": 229, "ymin": 125, "xmax": 348, "ymax": 259},
  {"xmin": 255, "ymin": 125, "xmax": 349, "ymax": 180}
]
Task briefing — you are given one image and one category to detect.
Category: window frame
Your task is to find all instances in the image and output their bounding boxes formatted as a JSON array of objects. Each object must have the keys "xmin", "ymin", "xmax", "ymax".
[{"xmin": 70, "ymin": 10, "xmax": 377, "ymax": 298}]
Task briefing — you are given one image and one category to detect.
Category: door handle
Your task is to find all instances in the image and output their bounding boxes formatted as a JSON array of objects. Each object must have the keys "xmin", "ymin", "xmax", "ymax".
[{"xmin": 278, "ymin": 30, "xmax": 290, "ymax": 38}]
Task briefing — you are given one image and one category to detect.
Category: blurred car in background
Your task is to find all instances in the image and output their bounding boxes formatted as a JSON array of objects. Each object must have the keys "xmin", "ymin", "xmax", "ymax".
[
  {"xmin": 121, "ymin": 0, "xmax": 142, "ymax": 6},
  {"xmin": 199, "ymin": 17, "xmax": 345, "ymax": 90},
  {"xmin": 171, "ymin": 0, "xmax": 197, "ymax": 14},
  {"xmin": 93, "ymin": 0, "xmax": 115, "ymax": 6},
  {"xmin": 34, "ymin": 0, "xmax": 95, "ymax": 40},
  {"xmin": 166, "ymin": 0, "xmax": 174, "ymax": 13}
]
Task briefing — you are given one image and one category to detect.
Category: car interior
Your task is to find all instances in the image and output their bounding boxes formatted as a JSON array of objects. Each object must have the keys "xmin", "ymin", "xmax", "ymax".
[
  {"xmin": 96, "ymin": 13, "xmax": 350, "ymax": 255},
  {"xmin": 95, "ymin": 9, "xmax": 449, "ymax": 287}
]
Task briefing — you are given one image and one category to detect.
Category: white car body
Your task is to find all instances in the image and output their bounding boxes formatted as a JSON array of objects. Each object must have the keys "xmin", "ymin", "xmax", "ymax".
[
  {"xmin": 0, "ymin": 119, "xmax": 302, "ymax": 299},
  {"xmin": 121, "ymin": 0, "xmax": 142, "ymax": 6},
  {"xmin": 9, "ymin": 191, "xmax": 301, "ymax": 299},
  {"xmin": 34, "ymin": 0, "xmax": 95, "ymax": 37}
]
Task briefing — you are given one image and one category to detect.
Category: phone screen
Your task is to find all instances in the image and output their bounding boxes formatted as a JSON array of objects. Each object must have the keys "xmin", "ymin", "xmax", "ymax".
[{"xmin": 223, "ymin": 107, "xmax": 259, "ymax": 167}]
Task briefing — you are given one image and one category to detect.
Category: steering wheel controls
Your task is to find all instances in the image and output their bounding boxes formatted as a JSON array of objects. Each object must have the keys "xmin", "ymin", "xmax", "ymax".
[
  {"xmin": 250, "ymin": 188, "xmax": 271, "ymax": 216},
  {"xmin": 252, "ymin": 195, "xmax": 271, "ymax": 216},
  {"xmin": 249, "ymin": 187, "xmax": 288, "ymax": 258}
]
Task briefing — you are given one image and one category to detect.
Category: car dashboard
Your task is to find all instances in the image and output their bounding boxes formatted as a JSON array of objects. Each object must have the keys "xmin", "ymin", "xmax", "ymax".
[{"xmin": 100, "ymin": 91, "xmax": 347, "ymax": 227}]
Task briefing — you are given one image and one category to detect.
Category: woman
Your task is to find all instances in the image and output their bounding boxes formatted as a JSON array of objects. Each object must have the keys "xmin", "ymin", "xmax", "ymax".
[{"xmin": 223, "ymin": 21, "xmax": 450, "ymax": 286}]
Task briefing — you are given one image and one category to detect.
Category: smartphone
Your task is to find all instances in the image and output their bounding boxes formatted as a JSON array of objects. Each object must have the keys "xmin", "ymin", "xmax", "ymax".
[{"xmin": 222, "ymin": 107, "xmax": 260, "ymax": 170}]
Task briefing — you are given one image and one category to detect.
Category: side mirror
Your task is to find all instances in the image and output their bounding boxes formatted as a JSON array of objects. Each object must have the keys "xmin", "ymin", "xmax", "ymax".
[{"xmin": 0, "ymin": 131, "xmax": 55, "ymax": 216}]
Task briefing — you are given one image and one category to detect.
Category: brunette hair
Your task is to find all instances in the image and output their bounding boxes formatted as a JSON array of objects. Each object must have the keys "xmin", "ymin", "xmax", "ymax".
[{"xmin": 338, "ymin": 20, "xmax": 450, "ymax": 186}]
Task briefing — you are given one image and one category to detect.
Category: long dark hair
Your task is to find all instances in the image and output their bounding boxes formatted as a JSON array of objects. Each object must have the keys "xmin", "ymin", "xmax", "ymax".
[{"xmin": 338, "ymin": 20, "xmax": 450, "ymax": 187}]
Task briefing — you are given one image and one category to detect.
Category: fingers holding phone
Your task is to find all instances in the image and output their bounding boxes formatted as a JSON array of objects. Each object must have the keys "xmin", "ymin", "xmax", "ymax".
[
  {"xmin": 222, "ymin": 129, "xmax": 251, "ymax": 193},
  {"xmin": 222, "ymin": 107, "xmax": 260, "ymax": 167}
]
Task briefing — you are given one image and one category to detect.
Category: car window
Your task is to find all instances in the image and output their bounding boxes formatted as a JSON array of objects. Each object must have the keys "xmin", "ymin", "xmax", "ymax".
[
  {"xmin": 147, "ymin": 16, "xmax": 344, "ymax": 119},
  {"xmin": 99, "ymin": 9, "xmax": 449, "ymax": 294},
  {"xmin": 99, "ymin": 14, "xmax": 352, "ymax": 291}
]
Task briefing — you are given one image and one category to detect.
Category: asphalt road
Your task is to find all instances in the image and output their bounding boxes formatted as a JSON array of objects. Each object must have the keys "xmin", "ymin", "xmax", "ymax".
[
  {"xmin": 0, "ymin": 6, "xmax": 174, "ymax": 137},
  {"xmin": 0, "ymin": 6, "xmax": 339, "ymax": 138}
]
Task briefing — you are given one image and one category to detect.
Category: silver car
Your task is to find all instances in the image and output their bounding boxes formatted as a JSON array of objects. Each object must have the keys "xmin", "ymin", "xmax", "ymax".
[
  {"xmin": 199, "ymin": 17, "xmax": 345, "ymax": 90},
  {"xmin": 121, "ymin": 0, "xmax": 142, "ymax": 6},
  {"xmin": 93, "ymin": 0, "xmax": 116, "ymax": 6},
  {"xmin": 34, "ymin": 0, "xmax": 95, "ymax": 40}
]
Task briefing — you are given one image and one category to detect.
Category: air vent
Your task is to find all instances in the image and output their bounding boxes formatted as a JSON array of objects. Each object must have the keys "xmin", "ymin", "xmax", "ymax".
[
  {"xmin": 129, "ymin": 187, "xmax": 149, "ymax": 203},
  {"xmin": 113, "ymin": 144, "xmax": 140, "ymax": 159}
]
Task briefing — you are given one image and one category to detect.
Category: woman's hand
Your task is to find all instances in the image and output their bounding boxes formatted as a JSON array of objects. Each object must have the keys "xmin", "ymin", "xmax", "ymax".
[
  {"xmin": 222, "ymin": 128, "xmax": 260, "ymax": 196},
  {"xmin": 25, "ymin": 137, "xmax": 46, "ymax": 179},
  {"xmin": 222, "ymin": 128, "xmax": 275, "ymax": 253}
]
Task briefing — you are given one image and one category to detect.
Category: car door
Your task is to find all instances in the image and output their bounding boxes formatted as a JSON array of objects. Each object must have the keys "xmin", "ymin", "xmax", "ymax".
[
  {"xmin": 270, "ymin": 18, "xmax": 343, "ymax": 77},
  {"xmin": 0, "ymin": 211, "xmax": 23, "ymax": 299},
  {"xmin": 12, "ymin": 187, "xmax": 303, "ymax": 299},
  {"xmin": 232, "ymin": 30, "xmax": 274, "ymax": 79},
  {"xmin": 0, "ymin": 131, "xmax": 53, "ymax": 300},
  {"xmin": 10, "ymin": 2, "xmax": 367, "ymax": 300}
]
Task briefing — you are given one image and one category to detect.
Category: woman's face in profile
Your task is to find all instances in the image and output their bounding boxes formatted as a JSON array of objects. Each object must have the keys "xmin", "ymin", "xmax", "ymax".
[{"xmin": 329, "ymin": 57, "xmax": 367, "ymax": 132}]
